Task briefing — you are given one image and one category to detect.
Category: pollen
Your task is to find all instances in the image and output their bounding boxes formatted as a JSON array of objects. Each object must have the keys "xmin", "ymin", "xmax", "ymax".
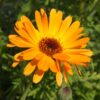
[{"xmin": 39, "ymin": 38, "xmax": 62, "ymax": 56}]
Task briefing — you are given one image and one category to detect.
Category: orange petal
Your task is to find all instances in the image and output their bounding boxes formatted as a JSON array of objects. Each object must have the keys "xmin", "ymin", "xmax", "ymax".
[
  {"xmin": 21, "ymin": 48, "xmax": 40, "ymax": 60},
  {"xmin": 35, "ymin": 10, "xmax": 43, "ymax": 33},
  {"xmin": 63, "ymin": 62, "xmax": 73, "ymax": 75},
  {"xmin": 53, "ymin": 11, "xmax": 63, "ymax": 36},
  {"xmin": 64, "ymin": 49, "xmax": 93, "ymax": 56},
  {"xmin": 59, "ymin": 16, "xmax": 72, "ymax": 35},
  {"xmin": 80, "ymin": 50, "xmax": 93, "ymax": 56},
  {"xmin": 63, "ymin": 27, "xmax": 84, "ymax": 44},
  {"xmin": 15, "ymin": 20, "xmax": 24, "ymax": 29},
  {"xmin": 40, "ymin": 8, "xmax": 48, "ymax": 34},
  {"xmin": 67, "ymin": 54, "xmax": 91, "ymax": 64},
  {"xmin": 14, "ymin": 27, "xmax": 33, "ymax": 43},
  {"xmin": 70, "ymin": 27, "xmax": 84, "ymax": 40},
  {"xmin": 13, "ymin": 48, "xmax": 40, "ymax": 61},
  {"xmin": 37, "ymin": 55, "xmax": 49, "ymax": 71},
  {"xmin": 56, "ymin": 72, "xmax": 62, "ymax": 86},
  {"xmin": 62, "ymin": 34, "xmax": 85, "ymax": 49},
  {"xmin": 48, "ymin": 9, "xmax": 56, "ymax": 36},
  {"xmin": 33, "ymin": 69, "xmax": 44, "ymax": 83},
  {"xmin": 13, "ymin": 52, "xmax": 23, "ymax": 61},
  {"xmin": 24, "ymin": 60, "xmax": 36, "ymax": 76},
  {"xmin": 56, "ymin": 60, "xmax": 61, "ymax": 72},
  {"xmin": 61, "ymin": 21, "xmax": 80, "ymax": 42},
  {"xmin": 67, "ymin": 21, "xmax": 80, "ymax": 35},
  {"xmin": 67, "ymin": 37, "xmax": 90, "ymax": 48},
  {"xmin": 35, "ymin": 52, "xmax": 44, "ymax": 61},
  {"xmin": 20, "ymin": 16, "xmax": 40, "ymax": 42},
  {"xmin": 12, "ymin": 61, "xmax": 20, "ymax": 68},
  {"xmin": 8, "ymin": 35, "xmax": 33, "ymax": 48},
  {"xmin": 53, "ymin": 53, "xmax": 69, "ymax": 61},
  {"xmin": 48, "ymin": 57, "xmax": 58, "ymax": 73},
  {"xmin": 73, "ymin": 33, "xmax": 85, "ymax": 41},
  {"xmin": 7, "ymin": 43, "xmax": 15, "ymax": 47}
]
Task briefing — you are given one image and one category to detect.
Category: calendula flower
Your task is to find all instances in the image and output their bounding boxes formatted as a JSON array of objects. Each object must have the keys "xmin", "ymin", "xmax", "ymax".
[{"xmin": 7, "ymin": 8, "xmax": 93, "ymax": 86}]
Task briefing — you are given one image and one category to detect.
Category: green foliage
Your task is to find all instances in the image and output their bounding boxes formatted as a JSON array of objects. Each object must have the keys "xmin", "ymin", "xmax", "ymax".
[{"xmin": 0, "ymin": 0, "xmax": 100, "ymax": 100}]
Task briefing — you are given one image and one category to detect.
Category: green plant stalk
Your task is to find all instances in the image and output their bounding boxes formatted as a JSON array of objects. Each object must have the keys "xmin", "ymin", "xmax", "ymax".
[{"xmin": 20, "ymin": 82, "xmax": 32, "ymax": 100}]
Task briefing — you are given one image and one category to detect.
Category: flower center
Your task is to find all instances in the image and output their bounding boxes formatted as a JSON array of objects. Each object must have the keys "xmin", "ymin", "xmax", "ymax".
[{"xmin": 39, "ymin": 38, "xmax": 62, "ymax": 56}]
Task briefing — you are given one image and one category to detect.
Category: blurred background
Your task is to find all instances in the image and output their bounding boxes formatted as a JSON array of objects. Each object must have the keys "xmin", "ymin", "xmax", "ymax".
[{"xmin": 0, "ymin": 0, "xmax": 100, "ymax": 100}]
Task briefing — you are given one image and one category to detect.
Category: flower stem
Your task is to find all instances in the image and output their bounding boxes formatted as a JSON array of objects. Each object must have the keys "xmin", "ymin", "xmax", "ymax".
[{"xmin": 20, "ymin": 83, "xmax": 31, "ymax": 100}]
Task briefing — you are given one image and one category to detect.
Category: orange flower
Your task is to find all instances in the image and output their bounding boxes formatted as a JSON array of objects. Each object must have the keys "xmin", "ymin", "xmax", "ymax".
[{"xmin": 7, "ymin": 8, "xmax": 93, "ymax": 86}]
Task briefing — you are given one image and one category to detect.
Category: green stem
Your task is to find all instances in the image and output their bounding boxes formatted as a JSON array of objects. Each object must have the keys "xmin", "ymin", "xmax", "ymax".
[{"xmin": 20, "ymin": 83, "xmax": 31, "ymax": 100}]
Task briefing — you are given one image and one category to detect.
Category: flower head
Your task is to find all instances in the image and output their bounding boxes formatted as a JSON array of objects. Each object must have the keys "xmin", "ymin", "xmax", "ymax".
[{"xmin": 7, "ymin": 8, "xmax": 93, "ymax": 86}]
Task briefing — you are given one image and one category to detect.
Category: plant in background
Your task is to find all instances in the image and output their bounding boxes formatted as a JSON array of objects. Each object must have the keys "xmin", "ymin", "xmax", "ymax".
[
  {"xmin": 0, "ymin": 0, "xmax": 100, "ymax": 100},
  {"xmin": 7, "ymin": 8, "xmax": 93, "ymax": 87}
]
